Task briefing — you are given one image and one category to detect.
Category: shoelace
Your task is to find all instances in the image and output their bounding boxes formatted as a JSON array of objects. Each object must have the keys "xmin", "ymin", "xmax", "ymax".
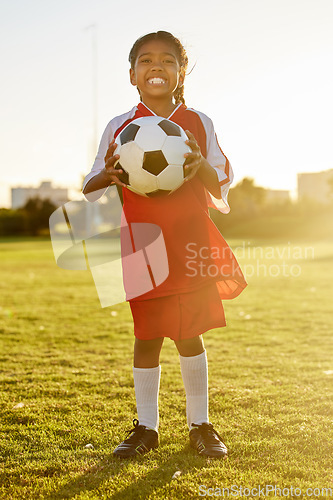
[
  {"xmin": 124, "ymin": 418, "xmax": 146, "ymax": 443},
  {"xmin": 191, "ymin": 422, "xmax": 224, "ymax": 443}
]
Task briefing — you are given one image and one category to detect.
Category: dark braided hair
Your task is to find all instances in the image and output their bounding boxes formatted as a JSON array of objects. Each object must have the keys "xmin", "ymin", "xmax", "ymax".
[{"xmin": 129, "ymin": 31, "xmax": 188, "ymax": 105}]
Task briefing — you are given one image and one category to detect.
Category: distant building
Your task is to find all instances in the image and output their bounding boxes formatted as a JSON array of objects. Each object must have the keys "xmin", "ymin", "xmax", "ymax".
[
  {"xmin": 11, "ymin": 181, "xmax": 68, "ymax": 209},
  {"xmin": 298, "ymin": 169, "xmax": 333, "ymax": 204},
  {"xmin": 265, "ymin": 189, "xmax": 290, "ymax": 203}
]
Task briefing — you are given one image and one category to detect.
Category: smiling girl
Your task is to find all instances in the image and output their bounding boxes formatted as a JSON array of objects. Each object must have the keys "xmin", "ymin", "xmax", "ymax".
[{"xmin": 83, "ymin": 31, "xmax": 246, "ymax": 458}]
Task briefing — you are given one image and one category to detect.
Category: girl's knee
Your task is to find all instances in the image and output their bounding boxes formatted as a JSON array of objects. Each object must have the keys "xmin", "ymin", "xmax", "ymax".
[
  {"xmin": 174, "ymin": 335, "xmax": 204, "ymax": 357},
  {"xmin": 134, "ymin": 337, "xmax": 164, "ymax": 368},
  {"xmin": 134, "ymin": 337, "xmax": 164, "ymax": 352}
]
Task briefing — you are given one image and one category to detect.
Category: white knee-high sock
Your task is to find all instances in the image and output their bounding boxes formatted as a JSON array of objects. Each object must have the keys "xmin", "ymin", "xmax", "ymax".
[
  {"xmin": 179, "ymin": 350, "xmax": 209, "ymax": 430},
  {"xmin": 133, "ymin": 365, "xmax": 161, "ymax": 432}
]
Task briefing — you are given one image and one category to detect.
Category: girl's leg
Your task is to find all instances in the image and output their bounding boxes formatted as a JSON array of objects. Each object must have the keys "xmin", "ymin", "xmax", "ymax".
[
  {"xmin": 133, "ymin": 337, "xmax": 164, "ymax": 431},
  {"xmin": 134, "ymin": 337, "xmax": 164, "ymax": 368},
  {"xmin": 174, "ymin": 335, "xmax": 204, "ymax": 357},
  {"xmin": 175, "ymin": 335, "xmax": 209, "ymax": 429}
]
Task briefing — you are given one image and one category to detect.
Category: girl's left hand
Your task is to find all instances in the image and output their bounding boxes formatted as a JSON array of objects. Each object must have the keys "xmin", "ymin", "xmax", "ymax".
[{"xmin": 184, "ymin": 130, "xmax": 204, "ymax": 181}]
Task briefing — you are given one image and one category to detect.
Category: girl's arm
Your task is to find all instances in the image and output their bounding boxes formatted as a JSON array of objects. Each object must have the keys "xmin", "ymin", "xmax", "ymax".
[
  {"xmin": 196, "ymin": 158, "xmax": 221, "ymax": 199},
  {"xmin": 184, "ymin": 131, "xmax": 222, "ymax": 199},
  {"xmin": 83, "ymin": 169, "xmax": 112, "ymax": 195}
]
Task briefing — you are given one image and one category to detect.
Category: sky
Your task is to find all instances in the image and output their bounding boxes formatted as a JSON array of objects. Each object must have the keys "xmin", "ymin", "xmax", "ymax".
[{"xmin": 0, "ymin": 0, "xmax": 332, "ymax": 207}]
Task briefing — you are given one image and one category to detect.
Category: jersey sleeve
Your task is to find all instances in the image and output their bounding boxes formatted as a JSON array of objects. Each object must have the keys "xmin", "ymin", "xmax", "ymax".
[
  {"xmin": 204, "ymin": 115, "xmax": 234, "ymax": 214},
  {"xmin": 82, "ymin": 121, "xmax": 114, "ymax": 201}
]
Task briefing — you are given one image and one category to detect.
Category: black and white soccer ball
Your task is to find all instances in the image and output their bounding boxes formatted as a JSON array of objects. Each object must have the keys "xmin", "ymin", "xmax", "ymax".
[{"xmin": 114, "ymin": 116, "xmax": 192, "ymax": 197}]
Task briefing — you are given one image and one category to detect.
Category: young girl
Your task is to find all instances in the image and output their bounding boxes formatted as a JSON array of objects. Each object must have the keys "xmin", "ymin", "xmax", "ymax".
[{"xmin": 83, "ymin": 31, "xmax": 246, "ymax": 458}]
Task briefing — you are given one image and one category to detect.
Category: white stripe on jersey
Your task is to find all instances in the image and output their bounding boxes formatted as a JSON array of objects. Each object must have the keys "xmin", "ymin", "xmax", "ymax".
[{"xmin": 187, "ymin": 108, "xmax": 233, "ymax": 214}]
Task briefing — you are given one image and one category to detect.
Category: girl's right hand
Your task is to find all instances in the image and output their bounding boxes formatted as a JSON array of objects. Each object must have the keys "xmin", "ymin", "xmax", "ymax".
[{"xmin": 103, "ymin": 139, "xmax": 127, "ymax": 187}]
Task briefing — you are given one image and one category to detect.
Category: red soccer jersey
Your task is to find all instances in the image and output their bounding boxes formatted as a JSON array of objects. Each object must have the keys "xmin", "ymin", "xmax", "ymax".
[{"xmin": 83, "ymin": 102, "xmax": 247, "ymax": 302}]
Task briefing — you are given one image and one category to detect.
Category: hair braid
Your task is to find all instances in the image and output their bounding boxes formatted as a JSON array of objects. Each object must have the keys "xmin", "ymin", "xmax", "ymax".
[
  {"xmin": 128, "ymin": 31, "xmax": 188, "ymax": 105},
  {"xmin": 173, "ymin": 85, "xmax": 185, "ymax": 105}
]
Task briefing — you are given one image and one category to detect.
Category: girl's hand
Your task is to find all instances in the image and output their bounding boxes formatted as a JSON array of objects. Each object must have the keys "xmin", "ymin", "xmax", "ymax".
[
  {"xmin": 103, "ymin": 139, "xmax": 127, "ymax": 187},
  {"xmin": 184, "ymin": 130, "xmax": 204, "ymax": 181}
]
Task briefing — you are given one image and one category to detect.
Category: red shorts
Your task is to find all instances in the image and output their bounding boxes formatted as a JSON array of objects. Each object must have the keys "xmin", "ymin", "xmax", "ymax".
[{"xmin": 129, "ymin": 281, "xmax": 226, "ymax": 341}]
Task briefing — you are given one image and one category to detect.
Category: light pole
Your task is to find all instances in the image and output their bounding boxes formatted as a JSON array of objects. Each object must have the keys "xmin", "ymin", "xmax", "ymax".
[{"xmin": 85, "ymin": 24, "xmax": 100, "ymax": 235}]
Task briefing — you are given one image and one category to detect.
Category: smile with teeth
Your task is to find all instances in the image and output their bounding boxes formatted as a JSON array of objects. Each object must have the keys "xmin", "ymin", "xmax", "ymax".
[{"xmin": 148, "ymin": 77, "xmax": 166, "ymax": 85}]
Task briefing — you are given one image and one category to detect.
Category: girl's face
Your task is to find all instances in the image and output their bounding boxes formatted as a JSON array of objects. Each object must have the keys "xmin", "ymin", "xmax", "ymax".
[{"xmin": 130, "ymin": 40, "xmax": 184, "ymax": 104}]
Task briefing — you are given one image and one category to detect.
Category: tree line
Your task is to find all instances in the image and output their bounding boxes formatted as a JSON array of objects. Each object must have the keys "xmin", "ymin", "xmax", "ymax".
[
  {"xmin": 211, "ymin": 178, "xmax": 333, "ymax": 240},
  {"xmin": 0, "ymin": 178, "xmax": 332, "ymax": 239},
  {"xmin": 0, "ymin": 197, "xmax": 57, "ymax": 236}
]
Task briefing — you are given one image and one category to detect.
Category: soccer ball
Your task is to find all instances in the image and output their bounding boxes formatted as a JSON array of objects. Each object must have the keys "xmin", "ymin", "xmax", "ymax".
[{"xmin": 114, "ymin": 116, "xmax": 191, "ymax": 197}]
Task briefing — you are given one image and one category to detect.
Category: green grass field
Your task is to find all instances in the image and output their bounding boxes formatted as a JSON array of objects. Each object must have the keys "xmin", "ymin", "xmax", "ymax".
[{"xmin": 0, "ymin": 237, "xmax": 332, "ymax": 499}]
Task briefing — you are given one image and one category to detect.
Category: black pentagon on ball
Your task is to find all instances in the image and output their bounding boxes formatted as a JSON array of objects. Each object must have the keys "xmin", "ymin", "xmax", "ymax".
[
  {"xmin": 146, "ymin": 189, "xmax": 172, "ymax": 197},
  {"xmin": 143, "ymin": 150, "xmax": 168, "ymax": 176},
  {"xmin": 115, "ymin": 163, "xmax": 129, "ymax": 185},
  {"xmin": 119, "ymin": 123, "xmax": 140, "ymax": 145},
  {"xmin": 158, "ymin": 119, "xmax": 181, "ymax": 136}
]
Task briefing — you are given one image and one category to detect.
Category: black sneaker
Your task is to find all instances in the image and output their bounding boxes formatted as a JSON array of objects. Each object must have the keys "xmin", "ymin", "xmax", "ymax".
[
  {"xmin": 113, "ymin": 418, "xmax": 158, "ymax": 458},
  {"xmin": 189, "ymin": 422, "xmax": 228, "ymax": 458}
]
